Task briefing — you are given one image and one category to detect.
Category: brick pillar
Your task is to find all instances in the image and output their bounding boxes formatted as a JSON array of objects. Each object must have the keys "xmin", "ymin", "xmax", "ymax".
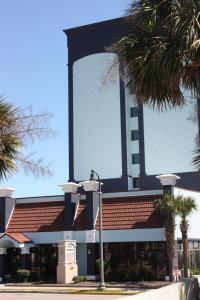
[{"xmin": 0, "ymin": 248, "xmax": 6, "ymax": 282}]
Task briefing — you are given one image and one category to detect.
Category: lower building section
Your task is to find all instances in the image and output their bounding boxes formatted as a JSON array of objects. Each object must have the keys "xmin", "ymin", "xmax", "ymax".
[
  {"xmin": 85, "ymin": 241, "xmax": 166, "ymax": 281},
  {"xmin": 0, "ymin": 245, "xmax": 58, "ymax": 282},
  {"xmin": 2, "ymin": 240, "xmax": 200, "ymax": 282},
  {"xmin": 0, "ymin": 241, "xmax": 167, "ymax": 282}
]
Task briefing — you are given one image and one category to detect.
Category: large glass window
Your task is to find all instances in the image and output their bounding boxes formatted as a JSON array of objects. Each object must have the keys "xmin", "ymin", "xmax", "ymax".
[
  {"xmin": 30, "ymin": 245, "xmax": 58, "ymax": 282},
  {"xmin": 73, "ymin": 53, "xmax": 122, "ymax": 181},
  {"xmin": 143, "ymin": 98, "xmax": 198, "ymax": 175},
  {"xmin": 102, "ymin": 241, "xmax": 166, "ymax": 281}
]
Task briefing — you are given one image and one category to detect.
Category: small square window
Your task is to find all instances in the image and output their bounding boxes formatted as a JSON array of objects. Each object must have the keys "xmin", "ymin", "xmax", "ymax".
[
  {"xmin": 133, "ymin": 177, "xmax": 139, "ymax": 189},
  {"xmin": 132, "ymin": 153, "xmax": 140, "ymax": 164},
  {"xmin": 131, "ymin": 130, "xmax": 139, "ymax": 141},
  {"xmin": 130, "ymin": 107, "xmax": 139, "ymax": 118}
]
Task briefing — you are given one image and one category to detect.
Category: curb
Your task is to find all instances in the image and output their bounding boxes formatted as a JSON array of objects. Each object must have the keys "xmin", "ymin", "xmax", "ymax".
[{"xmin": 0, "ymin": 289, "xmax": 141, "ymax": 295}]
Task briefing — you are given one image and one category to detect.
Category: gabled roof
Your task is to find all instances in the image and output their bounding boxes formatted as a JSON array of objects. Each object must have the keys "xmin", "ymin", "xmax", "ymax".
[{"xmin": 0, "ymin": 232, "xmax": 32, "ymax": 244}]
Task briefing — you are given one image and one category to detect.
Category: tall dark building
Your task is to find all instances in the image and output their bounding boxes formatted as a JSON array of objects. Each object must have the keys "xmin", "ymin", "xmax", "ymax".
[{"xmin": 64, "ymin": 18, "xmax": 199, "ymax": 192}]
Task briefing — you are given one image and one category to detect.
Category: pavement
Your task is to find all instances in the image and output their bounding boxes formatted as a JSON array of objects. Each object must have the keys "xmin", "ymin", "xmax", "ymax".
[
  {"xmin": 0, "ymin": 293, "xmax": 125, "ymax": 300},
  {"xmin": 0, "ymin": 281, "xmax": 170, "ymax": 300}
]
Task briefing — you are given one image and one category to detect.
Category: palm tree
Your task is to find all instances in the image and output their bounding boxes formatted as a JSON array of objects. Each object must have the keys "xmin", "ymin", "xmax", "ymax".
[
  {"xmin": 0, "ymin": 100, "xmax": 21, "ymax": 179},
  {"xmin": 156, "ymin": 194, "xmax": 197, "ymax": 280},
  {"xmin": 0, "ymin": 97, "xmax": 53, "ymax": 180},
  {"xmin": 114, "ymin": 0, "xmax": 200, "ymax": 164},
  {"xmin": 155, "ymin": 194, "xmax": 178, "ymax": 282},
  {"xmin": 176, "ymin": 196, "xmax": 197, "ymax": 278}
]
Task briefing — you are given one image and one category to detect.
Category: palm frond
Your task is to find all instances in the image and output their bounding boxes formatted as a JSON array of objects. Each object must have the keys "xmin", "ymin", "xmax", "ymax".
[
  {"xmin": 192, "ymin": 149, "xmax": 200, "ymax": 169},
  {"xmin": 113, "ymin": 0, "xmax": 200, "ymax": 109}
]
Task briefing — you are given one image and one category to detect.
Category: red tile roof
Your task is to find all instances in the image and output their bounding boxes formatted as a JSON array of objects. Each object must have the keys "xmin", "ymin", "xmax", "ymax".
[
  {"xmin": 0, "ymin": 233, "xmax": 32, "ymax": 243},
  {"xmin": 74, "ymin": 195, "xmax": 163, "ymax": 230},
  {"xmin": 7, "ymin": 201, "xmax": 64, "ymax": 233},
  {"xmin": 96, "ymin": 195, "xmax": 163, "ymax": 230},
  {"xmin": 6, "ymin": 195, "xmax": 163, "ymax": 233}
]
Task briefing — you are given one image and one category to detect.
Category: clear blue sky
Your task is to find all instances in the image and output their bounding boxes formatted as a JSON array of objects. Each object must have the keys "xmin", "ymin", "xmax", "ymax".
[{"xmin": 0, "ymin": 0, "xmax": 130, "ymax": 197}]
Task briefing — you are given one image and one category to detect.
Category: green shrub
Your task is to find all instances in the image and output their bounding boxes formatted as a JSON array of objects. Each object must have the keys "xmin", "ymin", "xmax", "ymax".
[
  {"xmin": 72, "ymin": 275, "xmax": 87, "ymax": 283},
  {"xmin": 79, "ymin": 275, "xmax": 87, "ymax": 282},
  {"xmin": 95, "ymin": 259, "xmax": 108, "ymax": 273},
  {"xmin": 16, "ymin": 269, "xmax": 30, "ymax": 282},
  {"xmin": 72, "ymin": 276, "xmax": 79, "ymax": 283},
  {"xmin": 190, "ymin": 268, "xmax": 200, "ymax": 277}
]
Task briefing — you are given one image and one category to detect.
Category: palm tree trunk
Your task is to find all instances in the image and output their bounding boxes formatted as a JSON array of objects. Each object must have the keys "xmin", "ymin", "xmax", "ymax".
[
  {"xmin": 181, "ymin": 219, "xmax": 189, "ymax": 278},
  {"xmin": 165, "ymin": 215, "xmax": 175, "ymax": 281},
  {"xmin": 193, "ymin": 67, "xmax": 200, "ymax": 146}
]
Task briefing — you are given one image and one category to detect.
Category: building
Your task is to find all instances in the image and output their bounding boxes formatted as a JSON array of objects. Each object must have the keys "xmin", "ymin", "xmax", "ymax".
[
  {"xmin": 0, "ymin": 178, "xmax": 200, "ymax": 282},
  {"xmin": 0, "ymin": 18, "xmax": 200, "ymax": 283},
  {"xmin": 64, "ymin": 17, "xmax": 199, "ymax": 193}
]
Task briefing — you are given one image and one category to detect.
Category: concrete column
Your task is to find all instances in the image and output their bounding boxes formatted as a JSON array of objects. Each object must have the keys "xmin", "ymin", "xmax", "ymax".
[
  {"xmin": 156, "ymin": 174, "xmax": 180, "ymax": 194},
  {"xmin": 0, "ymin": 248, "xmax": 7, "ymax": 283},
  {"xmin": 58, "ymin": 182, "xmax": 81, "ymax": 231},
  {"xmin": 85, "ymin": 191, "xmax": 99, "ymax": 230},
  {"xmin": 0, "ymin": 187, "xmax": 15, "ymax": 233},
  {"xmin": 80, "ymin": 180, "xmax": 102, "ymax": 230},
  {"xmin": 20, "ymin": 247, "xmax": 31, "ymax": 270}
]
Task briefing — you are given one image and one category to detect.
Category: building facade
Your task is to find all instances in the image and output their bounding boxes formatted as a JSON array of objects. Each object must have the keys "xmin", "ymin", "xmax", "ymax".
[
  {"xmin": 0, "ymin": 181, "xmax": 200, "ymax": 283},
  {"xmin": 0, "ymin": 186, "xmax": 167, "ymax": 282},
  {"xmin": 0, "ymin": 18, "xmax": 200, "ymax": 283}
]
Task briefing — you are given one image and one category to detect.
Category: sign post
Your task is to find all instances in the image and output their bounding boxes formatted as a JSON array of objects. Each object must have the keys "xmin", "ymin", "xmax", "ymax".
[{"xmin": 57, "ymin": 240, "xmax": 78, "ymax": 283}]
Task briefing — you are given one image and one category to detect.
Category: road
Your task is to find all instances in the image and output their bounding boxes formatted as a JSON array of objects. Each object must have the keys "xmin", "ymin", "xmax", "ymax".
[{"xmin": 0, "ymin": 293, "xmax": 126, "ymax": 300}]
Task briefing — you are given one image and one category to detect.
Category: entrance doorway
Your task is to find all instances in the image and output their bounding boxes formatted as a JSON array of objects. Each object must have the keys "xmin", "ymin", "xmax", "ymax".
[
  {"xmin": 0, "ymin": 239, "xmax": 20, "ymax": 282},
  {"xmin": 5, "ymin": 248, "xmax": 21, "ymax": 281},
  {"xmin": 30, "ymin": 245, "xmax": 58, "ymax": 282}
]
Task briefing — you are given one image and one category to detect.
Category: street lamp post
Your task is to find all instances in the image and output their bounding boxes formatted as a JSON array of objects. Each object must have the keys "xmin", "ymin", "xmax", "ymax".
[{"xmin": 90, "ymin": 169, "xmax": 106, "ymax": 290}]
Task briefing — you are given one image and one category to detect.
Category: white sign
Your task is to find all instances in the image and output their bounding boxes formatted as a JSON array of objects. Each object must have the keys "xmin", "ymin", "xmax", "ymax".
[{"xmin": 65, "ymin": 243, "xmax": 75, "ymax": 264}]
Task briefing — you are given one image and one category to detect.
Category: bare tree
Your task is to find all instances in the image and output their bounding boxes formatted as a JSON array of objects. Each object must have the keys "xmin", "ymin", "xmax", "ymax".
[{"xmin": 0, "ymin": 97, "xmax": 55, "ymax": 180}]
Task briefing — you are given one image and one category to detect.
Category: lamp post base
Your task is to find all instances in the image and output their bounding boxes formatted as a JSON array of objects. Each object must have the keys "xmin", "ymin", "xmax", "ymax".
[{"xmin": 98, "ymin": 281, "xmax": 106, "ymax": 290}]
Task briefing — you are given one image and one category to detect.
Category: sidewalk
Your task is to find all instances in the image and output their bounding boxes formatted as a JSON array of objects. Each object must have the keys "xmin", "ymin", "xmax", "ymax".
[
  {"xmin": 0, "ymin": 281, "xmax": 170, "ymax": 295},
  {"xmin": 4, "ymin": 280, "xmax": 169, "ymax": 289}
]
